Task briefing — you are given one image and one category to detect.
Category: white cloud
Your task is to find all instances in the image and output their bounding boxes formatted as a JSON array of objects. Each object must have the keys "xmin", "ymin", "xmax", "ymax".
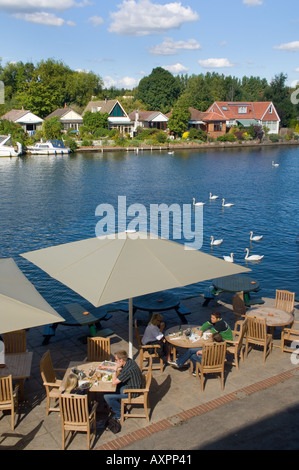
[
  {"xmin": 198, "ymin": 58, "xmax": 235, "ymax": 69},
  {"xmin": 162, "ymin": 62, "xmax": 189, "ymax": 74},
  {"xmin": 0, "ymin": 0, "xmax": 76, "ymax": 11},
  {"xmin": 109, "ymin": 0, "xmax": 199, "ymax": 36},
  {"xmin": 243, "ymin": 0, "xmax": 263, "ymax": 6},
  {"xmin": 149, "ymin": 37, "xmax": 201, "ymax": 55},
  {"xmin": 13, "ymin": 11, "xmax": 72, "ymax": 26},
  {"xmin": 103, "ymin": 75, "xmax": 140, "ymax": 89},
  {"xmin": 274, "ymin": 41, "xmax": 299, "ymax": 52},
  {"xmin": 88, "ymin": 16, "xmax": 104, "ymax": 27}
]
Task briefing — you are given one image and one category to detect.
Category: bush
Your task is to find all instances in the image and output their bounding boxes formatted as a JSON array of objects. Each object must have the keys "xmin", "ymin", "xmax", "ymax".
[
  {"xmin": 269, "ymin": 134, "xmax": 280, "ymax": 142},
  {"xmin": 188, "ymin": 127, "xmax": 207, "ymax": 141},
  {"xmin": 217, "ymin": 133, "xmax": 237, "ymax": 142},
  {"xmin": 154, "ymin": 131, "xmax": 167, "ymax": 144}
]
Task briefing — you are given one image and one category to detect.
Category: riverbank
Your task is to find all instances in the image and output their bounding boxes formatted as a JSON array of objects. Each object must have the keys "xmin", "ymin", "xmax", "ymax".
[{"xmin": 76, "ymin": 138, "xmax": 299, "ymax": 153}]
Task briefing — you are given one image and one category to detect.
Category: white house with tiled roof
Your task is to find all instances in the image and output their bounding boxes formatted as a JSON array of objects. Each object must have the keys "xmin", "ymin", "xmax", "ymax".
[
  {"xmin": 206, "ymin": 101, "xmax": 280, "ymax": 134},
  {"xmin": 129, "ymin": 110, "xmax": 169, "ymax": 133},
  {"xmin": 83, "ymin": 99, "xmax": 133, "ymax": 136},
  {"xmin": 45, "ymin": 106, "xmax": 83, "ymax": 132},
  {"xmin": 0, "ymin": 108, "xmax": 43, "ymax": 135}
]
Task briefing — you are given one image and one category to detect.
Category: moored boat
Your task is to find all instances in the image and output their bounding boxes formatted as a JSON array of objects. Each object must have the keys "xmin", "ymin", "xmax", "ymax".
[
  {"xmin": 0, "ymin": 135, "xmax": 23, "ymax": 157},
  {"xmin": 26, "ymin": 139, "xmax": 70, "ymax": 155}
]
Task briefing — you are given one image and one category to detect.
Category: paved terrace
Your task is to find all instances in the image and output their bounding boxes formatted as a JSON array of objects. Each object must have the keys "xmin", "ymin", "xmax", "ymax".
[{"xmin": 0, "ymin": 292, "xmax": 298, "ymax": 450}]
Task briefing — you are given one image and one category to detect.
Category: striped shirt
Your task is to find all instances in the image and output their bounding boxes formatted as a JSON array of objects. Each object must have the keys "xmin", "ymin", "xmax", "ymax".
[{"xmin": 118, "ymin": 358, "xmax": 142, "ymax": 397}]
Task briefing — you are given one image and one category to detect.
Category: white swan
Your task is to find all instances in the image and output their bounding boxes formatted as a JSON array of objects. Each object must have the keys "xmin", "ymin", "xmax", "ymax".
[
  {"xmin": 209, "ymin": 192, "xmax": 219, "ymax": 200},
  {"xmin": 211, "ymin": 236, "xmax": 223, "ymax": 246},
  {"xmin": 222, "ymin": 198, "xmax": 234, "ymax": 207},
  {"xmin": 250, "ymin": 231, "xmax": 263, "ymax": 242},
  {"xmin": 244, "ymin": 248, "xmax": 264, "ymax": 261},
  {"xmin": 272, "ymin": 161, "xmax": 279, "ymax": 167},
  {"xmin": 223, "ymin": 253, "xmax": 234, "ymax": 262},
  {"xmin": 193, "ymin": 198, "xmax": 205, "ymax": 206},
  {"xmin": 168, "ymin": 151, "xmax": 174, "ymax": 155}
]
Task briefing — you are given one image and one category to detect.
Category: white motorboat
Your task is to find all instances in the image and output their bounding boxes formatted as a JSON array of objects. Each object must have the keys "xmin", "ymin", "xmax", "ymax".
[
  {"xmin": 27, "ymin": 139, "xmax": 70, "ymax": 155},
  {"xmin": 0, "ymin": 135, "xmax": 23, "ymax": 157}
]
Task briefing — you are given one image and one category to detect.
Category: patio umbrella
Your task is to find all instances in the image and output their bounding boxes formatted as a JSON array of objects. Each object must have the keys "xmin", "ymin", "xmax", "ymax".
[
  {"xmin": 0, "ymin": 258, "xmax": 65, "ymax": 335},
  {"xmin": 21, "ymin": 232, "xmax": 250, "ymax": 357}
]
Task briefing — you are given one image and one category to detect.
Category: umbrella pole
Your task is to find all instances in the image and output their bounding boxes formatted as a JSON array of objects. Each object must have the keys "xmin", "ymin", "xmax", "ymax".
[{"xmin": 129, "ymin": 298, "xmax": 133, "ymax": 359}]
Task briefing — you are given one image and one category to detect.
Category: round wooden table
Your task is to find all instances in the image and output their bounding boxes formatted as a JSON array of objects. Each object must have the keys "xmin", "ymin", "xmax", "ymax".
[
  {"xmin": 165, "ymin": 324, "xmax": 212, "ymax": 360},
  {"xmin": 246, "ymin": 307, "xmax": 293, "ymax": 327}
]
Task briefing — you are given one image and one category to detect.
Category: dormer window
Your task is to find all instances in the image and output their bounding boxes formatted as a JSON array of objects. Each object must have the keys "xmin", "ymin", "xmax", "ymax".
[{"xmin": 238, "ymin": 106, "xmax": 247, "ymax": 114}]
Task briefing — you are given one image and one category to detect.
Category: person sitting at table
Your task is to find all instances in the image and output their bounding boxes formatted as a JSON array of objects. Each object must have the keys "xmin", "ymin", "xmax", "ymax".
[
  {"xmin": 169, "ymin": 333, "xmax": 223, "ymax": 370},
  {"xmin": 63, "ymin": 372, "xmax": 89, "ymax": 396},
  {"xmin": 103, "ymin": 350, "xmax": 142, "ymax": 424},
  {"xmin": 141, "ymin": 313, "xmax": 172, "ymax": 364},
  {"xmin": 200, "ymin": 311, "xmax": 233, "ymax": 341}
]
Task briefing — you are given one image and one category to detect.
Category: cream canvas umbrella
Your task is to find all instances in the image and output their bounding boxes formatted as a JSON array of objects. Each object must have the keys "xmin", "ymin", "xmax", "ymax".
[
  {"xmin": 21, "ymin": 232, "xmax": 250, "ymax": 357},
  {"xmin": 0, "ymin": 258, "xmax": 65, "ymax": 335}
]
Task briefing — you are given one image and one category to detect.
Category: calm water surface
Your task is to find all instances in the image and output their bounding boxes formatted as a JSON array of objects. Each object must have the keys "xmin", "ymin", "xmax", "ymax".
[{"xmin": 0, "ymin": 145, "xmax": 298, "ymax": 314}]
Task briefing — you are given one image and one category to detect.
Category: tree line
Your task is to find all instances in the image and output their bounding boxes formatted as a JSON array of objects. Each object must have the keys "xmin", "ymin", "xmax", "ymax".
[{"xmin": 0, "ymin": 59, "xmax": 298, "ymax": 128}]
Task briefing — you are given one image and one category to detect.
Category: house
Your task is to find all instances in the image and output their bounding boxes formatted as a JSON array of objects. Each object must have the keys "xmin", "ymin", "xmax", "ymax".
[
  {"xmin": 129, "ymin": 110, "xmax": 169, "ymax": 134},
  {"xmin": 0, "ymin": 108, "xmax": 43, "ymax": 135},
  {"xmin": 206, "ymin": 101, "xmax": 280, "ymax": 134},
  {"xmin": 83, "ymin": 99, "xmax": 133, "ymax": 136},
  {"xmin": 45, "ymin": 106, "xmax": 83, "ymax": 132},
  {"xmin": 188, "ymin": 107, "xmax": 227, "ymax": 138}
]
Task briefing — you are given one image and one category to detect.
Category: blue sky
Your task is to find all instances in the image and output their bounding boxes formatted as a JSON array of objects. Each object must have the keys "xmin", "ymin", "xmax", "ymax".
[{"xmin": 0, "ymin": 0, "xmax": 299, "ymax": 89}]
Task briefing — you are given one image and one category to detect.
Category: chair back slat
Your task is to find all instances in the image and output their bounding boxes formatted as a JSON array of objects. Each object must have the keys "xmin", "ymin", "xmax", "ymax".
[
  {"xmin": 87, "ymin": 337, "xmax": 110, "ymax": 362},
  {"xmin": 60, "ymin": 394, "xmax": 89, "ymax": 425},
  {"xmin": 134, "ymin": 319, "xmax": 143, "ymax": 347},
  {"xmin": 202, "ymin": 342, "xmax": 227, "ymax": 367},
  {"xmin": 40, "ymin": 350, "xmax": 56, "ymax": 384},
  {"xmin": 247, "ymin": 316, "xmax": 267, "ymax": 340},
  {"xmin": 0, "ymin": 375, "xmax": 13, "ymax": 402},
  {"xmin": 232, "ymin": 291, "xmax": 246, "ymax": 315},
  {"xmin": 275, "ymin": 290, "xmax": 295, "ymax": 313},
  {"xmin": 3, "ymin": 330, "xmax": 26, "ymax": 353}
]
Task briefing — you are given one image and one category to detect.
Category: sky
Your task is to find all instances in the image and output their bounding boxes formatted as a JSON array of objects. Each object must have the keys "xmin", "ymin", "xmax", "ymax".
[{"xmin": 0, "ymin": 0, "xmax": 299, "ymax": 90}]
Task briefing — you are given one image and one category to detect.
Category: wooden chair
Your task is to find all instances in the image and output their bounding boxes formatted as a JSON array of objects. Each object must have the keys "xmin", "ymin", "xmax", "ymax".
[
  {"xmin": 244, "ymin": 316, "xmax": 273, "ymax": 362},
  {"xmin": 59, "ymin": 393, "xmax": 98, "ymax": 450},
  {"xmin": 225, "ymin": 318, "xmax": 248, "ymax": 370},
  {"xmin": 193, "ymin": 342, "xmax": 227, "ymax": 392},
  {"xmin": 86, "ymin": 337, "xmax": 110, "ymax": 362},
  {"xmin": 121, "ymin": 368, "xmax": 152, "ymax": 423},
  {"xmin": 135, "ymin": 319, "xmax": 163, "ymax": 372},
  {"xmin": 232, "ymin": 291, "xmax": 247, "ymax": 324},
  {"xmin": 40, "ymin": 350, "xmax": 66, "ymax": 415},
  {"xmin": 281, "ymin": 320, "xmax": 299, "ymax": 353},
  {"xmin": 3, "ymin": 330, "xmax": 26, "ymax": 353},
  {"xmin": 275, "ymin": 290, "xmax": 295, "ymax": 314},
  {"xmin": 0, "ymin": 375, "xmax": 19, "ymax": 430}
]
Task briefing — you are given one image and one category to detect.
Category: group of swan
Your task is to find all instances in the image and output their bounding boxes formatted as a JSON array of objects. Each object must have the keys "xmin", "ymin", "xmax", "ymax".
[
  {"xmin": 193, "ymin": 195, "xmax": 235, "ymax": 207},
  {"xmin": 222, "ymin": 231, "xmax": 264, "ymax": 263}
]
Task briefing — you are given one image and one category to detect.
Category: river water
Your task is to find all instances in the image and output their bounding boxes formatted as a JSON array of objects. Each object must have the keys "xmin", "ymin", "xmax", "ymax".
[{"xmin": 0, "ymin": 145, "xmax": 298, "ymax": 314}]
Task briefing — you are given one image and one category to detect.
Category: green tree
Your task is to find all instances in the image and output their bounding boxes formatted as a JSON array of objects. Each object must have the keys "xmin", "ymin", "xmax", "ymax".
[
  {"xmin": 167, "ymin": 106, "xmax": 191, "ymax": 137},
  {"xmin": 43, "ymin": 116, "xmax": 62, "ymax": 139},
  {"xmin": 264, "ymin": 73, "xmax": 295, "ymax": 127},
  {"xmin": 83, "ymin": 111, "xmax": 109, "ymax": 132},
  {"xmin": 136, "ymin": 67, "xmax": 180, "ymax": 112}
]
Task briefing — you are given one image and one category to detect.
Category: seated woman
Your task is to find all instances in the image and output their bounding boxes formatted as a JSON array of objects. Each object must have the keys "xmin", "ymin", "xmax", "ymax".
[
  {"xmin": 141, "ymin": 313, "xmax": 171, "ymax": 364},
  {"xmin": 64, "ymin": 373, "xmax": 88, "ymax": 395}
]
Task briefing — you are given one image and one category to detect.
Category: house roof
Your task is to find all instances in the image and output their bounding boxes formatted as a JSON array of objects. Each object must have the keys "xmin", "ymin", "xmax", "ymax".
[
  {"xmin": 207, "ymin": 101, "xmax": 280, "ymax": 122},
  {"xmin": 129, "ymin": 110, "xmax": 169, "ymax": 122},
  {"xmin": 83, "ymin": 99, "xmax": 127, "ymax": 116},
  {"xmin": 167, "ymin": 107, "xmax": 226, "ymax": 123},
  {"xmin": 45, "ymin": 107, "xmax": 83, "ymax": 121},
  {"xmin": 0, "ymin": 109, "xmax": 43, "ymax": 123}
]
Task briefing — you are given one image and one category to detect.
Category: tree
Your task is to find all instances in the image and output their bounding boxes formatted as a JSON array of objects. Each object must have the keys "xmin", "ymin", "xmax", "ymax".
[
  {"xmin": 167, "ymin": 106, "xmax": 191, "ymax": 137},
  {"xmin": 83, "ymin": 111, "xmax": 109, "ymax": 132},
  {"xmin": 43, "ymin": 116, "xmax": 62, "ymax": 140},
  {"xmin": 136, "ymin": 67, "xmax": 180, "ymax": 112},
  {"xmin": 264, "ymin": 73, "xmax": 296, "ymax": 127}
]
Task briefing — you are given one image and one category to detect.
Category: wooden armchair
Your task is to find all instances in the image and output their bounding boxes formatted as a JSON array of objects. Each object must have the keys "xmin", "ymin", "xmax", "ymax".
[
  {"xmin": 59, "ymin": 393, "xmax": 98, "ymax": 450},
  {"xmin": 86, "ymin": 337, "xmax": 110, "ymax": 362},
  {"xmin": 193, "ymin": 342, "xmax": 227, "ymax": 392},
  {"xmin": 40, "ymin": 350, "xmax": 66, "ymax": 415},
  {"xmin": 121, "ymin": 368, "xmax": 152, "ymax": 423},
  {"xmin": 3, "ymin": 330, "xmax": 26, "ymax": 353},
  {"xmin": 281, "ymin": 321, "xmax": 299, "ymax": 353},
  {"xmin": 244, "ymin": 316, "xmax": 273, "ymax": 362},
  {"xmin": 225, "ymin": 318, "xmax": 248, "ymax": 370},
  {"xmin": 0, "ymin": 375, "xmax": 19, "ymax": 430},
  {"xmin": 135, "ymin": 319, "xmax": 163, "ymax": 372},
  {"xmin": 232, "ymin": 291, "xmax": 247, "ymax": 324},
  {"xmin": 275, "ymin": 290, "xmax": 295, "ymax": 315}
]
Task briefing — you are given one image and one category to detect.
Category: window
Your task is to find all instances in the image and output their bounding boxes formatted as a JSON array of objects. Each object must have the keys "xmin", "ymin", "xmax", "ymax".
[
  {"xmin": 222, "ymin": 106, "xmax": 228, "ymax": 111},
  {"xmin": 214, "ymin": 122, "xmax": 223, "ymax": 132},
  {"xmin": 238, "ymin": 106, "xmax": 247, "ymax": 114},
  {"xmin": 269, "ymin": 105, "xmax": 272, "ymax": 114}
]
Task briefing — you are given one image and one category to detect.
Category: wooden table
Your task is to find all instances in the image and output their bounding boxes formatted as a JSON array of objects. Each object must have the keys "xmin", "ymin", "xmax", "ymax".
[
  {"xmin": 212, "ymin": 274, "xmax": 260, "ymax": 304},
  {"xmin": 60, "ymin": 361, "xmax": 117, "ymax": 393},
  {"xmin": 165, "ymin": 325, "xmax": 212, "ymax": 360},
  {"xmin": 0, "ymin": 352, "xmax": 33, "ymax": 400},
  {"xmin": 246, "ymin": 307, "xmax": 293, "ymax": 328}
]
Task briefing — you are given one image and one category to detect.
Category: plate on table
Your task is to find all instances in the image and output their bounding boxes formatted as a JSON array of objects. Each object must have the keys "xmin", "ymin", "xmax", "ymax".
[
  {"xmin": 78, "ymin": 380, "xmax": 91, "ymax": 389},
  {"xmin": 102, "ymin": 375, "xmax": 113, "ymax": 383}
]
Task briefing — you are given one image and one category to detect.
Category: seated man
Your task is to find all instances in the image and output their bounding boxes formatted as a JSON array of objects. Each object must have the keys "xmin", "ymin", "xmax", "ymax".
[
  {"xmin": 169, "ymin": 311, "xmax": 232, "ymax": 369},
  {"xmin": 103, "ymin": 350, "xmax": 142, "ymax": 423}
]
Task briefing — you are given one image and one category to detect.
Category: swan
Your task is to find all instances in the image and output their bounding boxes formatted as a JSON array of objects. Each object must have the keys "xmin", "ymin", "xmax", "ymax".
[
  {"xmin": 168, "ymin": 151, "xmax": 174, "ymax": 155},
  {"xmin": 244, "ymin": 248, "xmax": 264, "ymax": 261},
  {"xmin": 211, "ymin": 236, "xmax": 223, "ymax": 246},
  {"xmin": 209, "ymin": 192, "xmax": 219, "ymax": 200},
  {"xmin": 223, "ymin": 253, "xmax": 234, "ymax": 262},
  {"xmin": 222, "ymin": 198, "xmax": 234, "ymax": 207},
  {"xmin": 193, "ymin": 198, "xmax": 205, "ymax": 206},
  {"xmin": 250, "ymin": 231, "xmax": 263, "ymax": 242},
  {"xmin": 272, "ymin": 161, "xmax": 279, "ymax": 167}
]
